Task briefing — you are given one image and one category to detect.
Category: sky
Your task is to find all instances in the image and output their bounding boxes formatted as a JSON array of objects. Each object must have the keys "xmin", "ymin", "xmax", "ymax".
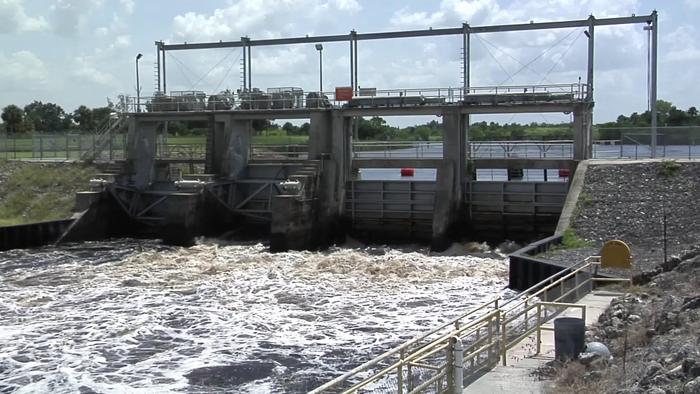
[{"xmin": 1, "ymin": 0, "xmax": 699, "ymax": 126}]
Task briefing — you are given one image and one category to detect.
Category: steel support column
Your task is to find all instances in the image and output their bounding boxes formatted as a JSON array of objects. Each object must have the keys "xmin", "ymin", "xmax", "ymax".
[
  {"xmin": 586, "ymin": 15, "xmax": 594, "ymax": 102},
  {"xmin": 247, "ymin": 41, "xmax": 252, "ymax": 90},
  {"xmin": 650, "ymin": 10, "xmax": 658, "ymax": 157},
  {"xmin": 155, "ymin": 42, "xmax": 161, "ymax": 93},
  {"xmin": 161, "ymin": 44, "xmax": 167, "ymax": 94},
  {"xmin": 242, "ymin": 37, "xmax": 247, "ymax": 90}
]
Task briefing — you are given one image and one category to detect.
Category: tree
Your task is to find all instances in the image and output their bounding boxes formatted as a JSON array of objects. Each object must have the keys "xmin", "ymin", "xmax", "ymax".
[
  {"xmin": 73, "ymin": 105, "xmax": 94, "ymax": 131},
  {"xmin": 1, "ymin": 105, "xmax": 26, "ymax": 133},
  {"xmin": 24, "ymin": 101, "xmax": 72, "ymax": 132},
  {"xmin": 688, "ymin": 107, "xmax": 698, "ymax": 118}
]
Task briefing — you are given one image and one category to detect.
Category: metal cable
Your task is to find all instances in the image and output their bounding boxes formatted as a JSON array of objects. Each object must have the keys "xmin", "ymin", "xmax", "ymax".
[
  {"xmin": 213, "ymin": 51, "xmax": 242, "ymax": 93},
  {"xmin": 166, "ymin": 52, "xmax": 196, "ymax": 89},
  {"xmin": 192, "ymin": 48, "xmax": 239, "ymax": 90},
  {"xmin": 476, "ymin": 34, "xmax": 552, "ymax": 83},
  {"xmin": 496, "ymin": 29, "xmax": 578, "ymax": 86},
  {"xmin": 474, "ymin": 34, "xmax": 516, "ymax": 84},
  {"xmin": 537, "ymin": 30, "xmax": 585, "ymax": 85}
]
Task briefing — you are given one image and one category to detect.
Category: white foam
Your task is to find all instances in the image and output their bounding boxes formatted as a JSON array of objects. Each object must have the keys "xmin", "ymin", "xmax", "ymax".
[{"xmin": 0, "ymin": 240, "xmax": 509, "ymax": 393}]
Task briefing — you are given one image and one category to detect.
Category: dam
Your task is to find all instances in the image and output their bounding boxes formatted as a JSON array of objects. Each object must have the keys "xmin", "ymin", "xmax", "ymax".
[
  {"xmin": 56, "ymin": 12, "xmax": 662, "ymax": 251},
  {"xmin": 60, "ymin": 89, "xmax": 590, "ymax": 250}
]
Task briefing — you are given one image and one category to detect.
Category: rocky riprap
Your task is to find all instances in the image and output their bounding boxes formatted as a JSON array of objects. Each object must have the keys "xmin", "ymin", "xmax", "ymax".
[
  {"xmin": 543, "ymin": 245, "xmax": 700, "ymax": 394},
  {"xmin": 544, "ymin": 161, "xmax": 700, "ymax": 275}
]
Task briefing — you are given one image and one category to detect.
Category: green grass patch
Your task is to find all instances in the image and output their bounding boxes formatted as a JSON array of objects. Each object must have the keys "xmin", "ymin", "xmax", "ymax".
[
  {"xmin": 0, "ymin": 162, "xmax": 98, "ymax": 225},
  {"xmin": 657, "ymin": 160, "xmax": 681, "ymax": 178},
  {"xmin": 559, "ymin": 228, "xmax": 593, "ymax": 249}
]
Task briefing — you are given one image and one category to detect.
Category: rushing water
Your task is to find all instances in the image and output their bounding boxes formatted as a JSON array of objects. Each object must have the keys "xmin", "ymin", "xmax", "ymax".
[{"xmin": 0, "ymin": 239, "xmax": 509, "ymax": 393}]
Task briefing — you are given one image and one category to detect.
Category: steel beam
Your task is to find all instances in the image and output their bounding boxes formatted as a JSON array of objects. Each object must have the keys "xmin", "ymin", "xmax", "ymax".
[{"xmin": 159, "ymin": 14, "xmax": 655, "ymax": 51}]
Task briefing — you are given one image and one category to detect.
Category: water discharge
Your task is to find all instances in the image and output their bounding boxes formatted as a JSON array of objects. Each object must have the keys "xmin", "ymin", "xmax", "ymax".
[{"xmin": 0, "ymin": 239, "xmax": 509, "ymax": 393}]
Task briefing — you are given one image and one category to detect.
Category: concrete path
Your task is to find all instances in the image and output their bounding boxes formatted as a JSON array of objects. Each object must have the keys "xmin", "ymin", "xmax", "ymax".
[{"xmin": 464, "ymin": 291, "xmax": 618, "ymax": 393}]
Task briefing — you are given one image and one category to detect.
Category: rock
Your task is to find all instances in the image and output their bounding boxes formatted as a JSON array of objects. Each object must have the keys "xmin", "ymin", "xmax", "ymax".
[
  {"xmin": 684, "ymin": 359, "xmax": 700, "ymax": 378},
  {"xmin": 645, "ymin": 361, "xmax": 664, "ymax": 379},
  {"xmin": 629, "ymin": 314, "xmax": 642, "ymax": 322},
  {"xmin": 585, "ymin": 342, "xmax": 612, "ymax": 359},
  {"xmin": 684, "ymin": 377, "xmax": 700, "ymax": 394},
  {"xmin": 646, "ymin": 387, "xmax": 665, "ymax": 394},
  {"xmin": 579, "ymin": 352, "xmax": 601, "ymax": 366},
  {"xmin": 583, "ymin": 370, "xmax": 603, "ymax": 381},
  {"xmin": 681, "ymin": 296, "xmax": 700, "ymax": 311}
]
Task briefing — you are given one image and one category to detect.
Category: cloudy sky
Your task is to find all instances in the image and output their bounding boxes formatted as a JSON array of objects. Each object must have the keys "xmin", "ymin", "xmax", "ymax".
[{"xmin": 1, "ymin": 0, "xmax": 698, "ymax": 125}]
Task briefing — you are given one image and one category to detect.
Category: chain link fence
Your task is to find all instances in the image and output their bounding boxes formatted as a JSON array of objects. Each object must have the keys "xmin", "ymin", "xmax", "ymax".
[{"xmin": 0, "ymin": 132, "xmax": 128, "ymax": 161}]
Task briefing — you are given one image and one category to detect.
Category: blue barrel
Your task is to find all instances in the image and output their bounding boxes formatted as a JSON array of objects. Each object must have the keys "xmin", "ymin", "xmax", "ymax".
[{"xmin": 554, "ymin": 317, "xmax": 585, "ymax": 362}]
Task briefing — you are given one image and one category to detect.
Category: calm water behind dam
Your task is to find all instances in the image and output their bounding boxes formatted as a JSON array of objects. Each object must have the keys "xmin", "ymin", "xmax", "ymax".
[{"xmin": 0, "ymin": 239, "xmax": 509, "ymax": 393}]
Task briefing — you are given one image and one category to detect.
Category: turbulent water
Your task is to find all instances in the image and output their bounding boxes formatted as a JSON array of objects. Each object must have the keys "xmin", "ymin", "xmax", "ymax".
[{"xmin": 0, "ymin": 239, "xmax": 509, "ymax": 393}]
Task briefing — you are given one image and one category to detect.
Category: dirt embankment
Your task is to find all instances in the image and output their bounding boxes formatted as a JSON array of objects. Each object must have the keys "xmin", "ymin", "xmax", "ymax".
[
  {"xmin": 545, "ymin": 161, "xmax": 700, "ymax": 275},
  {"xmin": 0, "ymin": 161, "xmax": 98, "ymax": 226},
  {"xmin": 545, "ymin": 245, "xmax": 700, "ymax": 393}
]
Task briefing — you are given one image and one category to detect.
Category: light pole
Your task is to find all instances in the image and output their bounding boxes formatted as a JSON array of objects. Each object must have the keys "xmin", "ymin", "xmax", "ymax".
[
  {"xmin": 315, "ymin": 44, "xmax": 323, "ymax": 93},
  {"xmin": 135, "ymin": 53, "xmax": 143, "ymax": 112}
]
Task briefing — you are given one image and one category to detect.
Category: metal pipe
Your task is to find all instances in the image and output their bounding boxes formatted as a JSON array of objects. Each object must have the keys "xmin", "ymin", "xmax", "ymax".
[{"xmin": 650, "ymin": 10, "xmax": 658, "ymax": 157}]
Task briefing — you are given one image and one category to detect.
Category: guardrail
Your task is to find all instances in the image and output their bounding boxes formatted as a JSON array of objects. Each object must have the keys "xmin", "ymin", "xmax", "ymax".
[
  {"xmin": 312, "ymin": 254, "xmax": 630, "ymax": 393},
  {"xmin": 124, "ymin": 83, "xmax": 587, "ymax": 113},
  {"xmin": 249, "ymin": 144, "xmax": 309, "ymax": 160}
]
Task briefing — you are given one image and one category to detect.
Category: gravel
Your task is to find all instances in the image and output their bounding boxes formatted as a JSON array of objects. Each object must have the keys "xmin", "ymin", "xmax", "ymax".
[{"xmin": 544, "ymin": 161, "xmax": 700, "ymax": 276}]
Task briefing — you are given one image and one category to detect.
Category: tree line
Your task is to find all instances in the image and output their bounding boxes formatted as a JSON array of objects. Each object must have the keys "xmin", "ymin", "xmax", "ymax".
[
  {"xmin": 1, "ymin": 102, "xmax": 114, "ymax": 134},
  {"xmin": 2, "ymin": 99, "xmax": 698, "ymax": 141}
]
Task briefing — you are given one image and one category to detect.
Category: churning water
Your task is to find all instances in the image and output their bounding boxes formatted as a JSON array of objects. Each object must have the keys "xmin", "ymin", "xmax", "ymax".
[{"xmin": 0, "ymin": 239, "xmax": 509, "ymax": 393}]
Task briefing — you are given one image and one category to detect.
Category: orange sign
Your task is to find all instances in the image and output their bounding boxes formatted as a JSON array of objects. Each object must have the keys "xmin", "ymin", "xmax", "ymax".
[{"xmin": 335, "ymin": 86, "xmax": 353, "ymax": 101}]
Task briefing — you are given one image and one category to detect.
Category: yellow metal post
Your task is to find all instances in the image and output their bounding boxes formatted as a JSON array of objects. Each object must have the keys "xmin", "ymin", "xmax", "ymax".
[{"xmin": 536, "ymin": 303, "xmax": 542, "ymax": 354}]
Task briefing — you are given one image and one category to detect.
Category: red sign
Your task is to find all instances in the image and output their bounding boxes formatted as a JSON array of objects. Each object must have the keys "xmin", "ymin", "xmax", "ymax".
[{"xmin": 335, "ymin": 86, "xmax": 353, "ymax": 101}]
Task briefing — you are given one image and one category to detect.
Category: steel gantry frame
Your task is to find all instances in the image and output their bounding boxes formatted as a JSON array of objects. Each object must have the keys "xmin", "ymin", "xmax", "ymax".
[{"xmin": 153, "ymin": 12, "xmax": 659, "ymax": 154}]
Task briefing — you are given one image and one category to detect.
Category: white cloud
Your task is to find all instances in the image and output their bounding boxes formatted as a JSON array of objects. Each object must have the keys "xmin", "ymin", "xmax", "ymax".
[
  {"xmin": 119, "ymin": 0, "xmax": 134, "ymax": 14},
  {"xmin": 71, "ymin": 55, "xmax": 117, "ymax": 87},
  {"xmin": 49, "ymin": 0, "xmax": 104, "ymax": 36},
  {"xmin": 331, "ymin": 0, "xmax": 361, "ymax": 12},
  {"xmin": 113, "ymin": 34, "xmax": 130, "ymax": 48},
  {"xmin": 390, "ymin": 8, "xmax": 445, "ymax": 28},
  {"xmin": 171, "ymin": 0, "xmax": 362, "ymax": 43},
  {"xmin": 0, "ymin": 0, "xmax": 48, "ymax": 33},
  {"xmin": 0, "ymin": 50, "xmax": 48, "ymax": 87}
]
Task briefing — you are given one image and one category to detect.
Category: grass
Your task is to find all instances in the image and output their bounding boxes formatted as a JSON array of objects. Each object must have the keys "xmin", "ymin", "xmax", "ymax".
[
  {"xmin": 559, "ymin": 228, "xmax": 593, "ymax": 249},
  {"xmin": 166, "ymin": 134, "xmax": 308, "ymax": 145},
  {"xmin": 657, "ymin": 160, "xmax": 681, "ymax": 178},
  {"xmin": 0, "ymin": 162, "xmax": 98, "ymax": 226}
]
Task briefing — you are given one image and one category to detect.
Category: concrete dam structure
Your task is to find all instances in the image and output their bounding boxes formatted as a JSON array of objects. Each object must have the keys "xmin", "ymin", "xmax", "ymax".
[
  {"xmin": 60, "ymin": 11, "xmax": 661, "ymax": 251},
  {"xmin": 61, "ymin": 94, "xmax": 591, "ymax": 251}
]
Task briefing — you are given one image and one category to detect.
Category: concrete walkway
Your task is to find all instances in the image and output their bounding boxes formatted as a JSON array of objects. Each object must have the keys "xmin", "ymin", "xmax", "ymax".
[{"xmin": 464, "ymin": 291, "xmax": 618, "ymax": 393}]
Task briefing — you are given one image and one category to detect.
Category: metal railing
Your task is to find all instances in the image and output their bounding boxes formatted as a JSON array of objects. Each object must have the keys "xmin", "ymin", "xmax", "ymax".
[
  {"xmin": 312, "ymin": 256, "xmax": 630, "ymax": 393},
  {"xmin": 249, "ymin": 144, "xmax": 309, "ymax": 160},
  {"xmin": 124, "ymin": 83, "xmax": 587, "ymax": 113},
  {"xmin": 309, "ymin": 298, "xmax": 501, "ymax": 394}
]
